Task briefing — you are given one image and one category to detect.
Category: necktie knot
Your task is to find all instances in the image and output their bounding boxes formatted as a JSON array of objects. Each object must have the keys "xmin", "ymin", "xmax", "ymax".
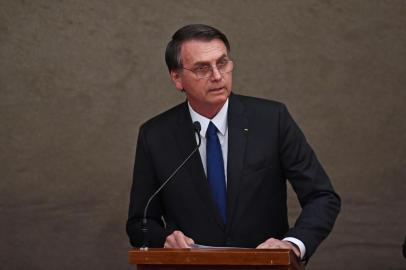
[{"xmin": 207, "ymin": 122, "xmax": 218, "ymax": 137}]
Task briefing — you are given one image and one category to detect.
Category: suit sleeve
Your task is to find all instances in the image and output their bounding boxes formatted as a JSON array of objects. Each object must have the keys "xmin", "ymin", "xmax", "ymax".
[
  {"xmin": 278, "ymin": 104, "xmax": 341, "ymax": 260},
  {"xmin": 126, "ymin": 124, "xmax": 178, "ymax": 247}
]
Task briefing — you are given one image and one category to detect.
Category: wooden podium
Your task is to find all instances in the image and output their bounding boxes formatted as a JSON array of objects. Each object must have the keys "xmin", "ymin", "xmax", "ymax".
[{"xmin": 129, "ymin": 248, "xmax": 304, "ymax": 270}]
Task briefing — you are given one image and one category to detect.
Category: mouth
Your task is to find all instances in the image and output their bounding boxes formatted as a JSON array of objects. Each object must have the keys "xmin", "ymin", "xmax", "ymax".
[{"xmin": 209, "ymin": 87, "xmax": 225, "ymax": 92}]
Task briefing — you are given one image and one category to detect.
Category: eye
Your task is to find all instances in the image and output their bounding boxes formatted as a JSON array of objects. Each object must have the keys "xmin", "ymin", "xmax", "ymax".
[
  {"xmin": 217, "ymin": 58, "xmax": 229, "ymax": 67},
  {"xmin": 195, "ymin": 65, "xmax": 210, "ymax": 72}
]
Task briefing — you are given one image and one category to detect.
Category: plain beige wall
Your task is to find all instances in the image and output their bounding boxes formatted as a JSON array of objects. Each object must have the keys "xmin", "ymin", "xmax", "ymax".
[{"xmin": 1, "ymin": 1, "xmax": 405, "ymax": 269}]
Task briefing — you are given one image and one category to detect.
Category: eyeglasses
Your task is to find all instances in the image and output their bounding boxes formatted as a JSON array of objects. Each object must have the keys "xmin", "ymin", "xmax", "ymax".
[{"xmin": 182, "ymin": 58, "xmax": 233, "ymax": 79}]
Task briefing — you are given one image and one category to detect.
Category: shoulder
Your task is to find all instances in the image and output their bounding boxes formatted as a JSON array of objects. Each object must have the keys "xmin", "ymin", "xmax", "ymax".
[
  {"xmin": 139, "ymin": 101, "xmax": 187, "ymax": 134},
  {"xmin": 231, "ymin": 93, "xmax": 288, "ymax": 116}
]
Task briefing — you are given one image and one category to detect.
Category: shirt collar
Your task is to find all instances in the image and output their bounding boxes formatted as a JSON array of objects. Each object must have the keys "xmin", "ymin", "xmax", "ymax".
[{"xmin": 188, "ymin": 99, "xmax": 229, "ymax": 138}]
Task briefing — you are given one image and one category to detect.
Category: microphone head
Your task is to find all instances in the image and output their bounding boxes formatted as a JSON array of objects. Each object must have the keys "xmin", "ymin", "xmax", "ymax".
[{"xmin": 193, "ymin": 121, "xmax": 201, "ymax": 132}]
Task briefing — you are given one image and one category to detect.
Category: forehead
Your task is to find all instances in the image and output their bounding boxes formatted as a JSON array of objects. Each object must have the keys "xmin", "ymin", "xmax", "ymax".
[{"xmin": 180, "ymin": 39, "xmax": 228, "ymax": 65}]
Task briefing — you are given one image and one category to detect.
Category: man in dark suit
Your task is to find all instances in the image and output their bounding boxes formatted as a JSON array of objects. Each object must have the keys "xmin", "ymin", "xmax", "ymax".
[{"xmin": 126, "ymin": 24, "xmax": 341, "ymax": 261}]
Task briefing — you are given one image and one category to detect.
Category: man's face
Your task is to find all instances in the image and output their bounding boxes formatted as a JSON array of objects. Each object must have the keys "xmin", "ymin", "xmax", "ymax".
[{"xmin": 170, "ymin": 39, "xmax": 232, "ymax": 117}]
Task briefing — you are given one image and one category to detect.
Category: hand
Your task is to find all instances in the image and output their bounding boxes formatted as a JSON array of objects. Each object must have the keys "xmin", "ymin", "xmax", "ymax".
[
  {"xmin": 164, "ymin": 230, "xmax": 195, "ymax": 248},
  {"xmin": 256, "ymin": 238, "xmax": 300, "ymax": 258}
]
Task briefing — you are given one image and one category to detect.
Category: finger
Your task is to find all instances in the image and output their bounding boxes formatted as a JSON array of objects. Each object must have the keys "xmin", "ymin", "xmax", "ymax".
[
  {"xmin": 257, "ymin": 238, "xmax": 289, "ymax": 249},
  {"xmin": 256, "ymin": 242, "xmax": 269, "ymax": 249},
  {"xmin": 174, "ymin": 233, "xmax": 190, "ymax": 248},
  {"xmin": 164, "ymin": 231, "xmax": 180, "ymax": 248},
  {"xmin": 268, "ymin": 244, "xmax": 282, "ymax": 249},
  {"xmin": 186, "ymin": 237, "xmax": 195, "ymax": 246},
  {"xmin": 256, "ymin": 238, "xmax": 276, "ymax": 248},
  {"xmin": 164, "ymin": 235, "xmax": 176, "ymax": 248},
  {"xmin": 267, "ymin": 241, "xmax": 289, "ymax": 249},
  {"xmin": 165, "ymin": 231, "xmax": 195, "ymax": 248},
  {"xmin": 167, "ymin": 231, "xmax": 189, "ymax": 248}
]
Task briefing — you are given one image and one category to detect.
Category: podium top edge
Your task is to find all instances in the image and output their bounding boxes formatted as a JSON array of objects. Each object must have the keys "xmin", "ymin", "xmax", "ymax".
[{"xmin": 129, "ymin": 247, "xmax": 292, "ymax": 253}]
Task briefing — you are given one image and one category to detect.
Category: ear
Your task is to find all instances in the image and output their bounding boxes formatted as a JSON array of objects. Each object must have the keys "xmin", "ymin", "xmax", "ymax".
[{"xmin": 170, "ymin": 70, "xmax": 184, "ymax": 91}]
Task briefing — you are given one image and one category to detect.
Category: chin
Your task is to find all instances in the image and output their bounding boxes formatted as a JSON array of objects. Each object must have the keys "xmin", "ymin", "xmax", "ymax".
[{"xmin": 208, "ymin": 97, "xmax": 228, "ymax": 108}]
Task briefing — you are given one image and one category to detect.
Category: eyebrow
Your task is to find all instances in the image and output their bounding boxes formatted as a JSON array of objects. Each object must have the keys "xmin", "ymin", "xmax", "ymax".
[{"xmin": 191, "ymin": 54, "xmax": 229, "ymax": 68}]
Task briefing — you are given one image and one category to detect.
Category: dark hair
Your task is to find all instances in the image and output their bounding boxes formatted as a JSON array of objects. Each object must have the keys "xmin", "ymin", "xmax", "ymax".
[{"xmin": 165, "ymin": 24, "xmax": 230, "ymax": 72}]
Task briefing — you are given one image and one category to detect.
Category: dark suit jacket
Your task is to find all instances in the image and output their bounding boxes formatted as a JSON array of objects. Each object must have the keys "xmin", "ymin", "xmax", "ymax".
[{"xmin": 126, "ymin": 93, "xmax": 340, "ymax": 260}]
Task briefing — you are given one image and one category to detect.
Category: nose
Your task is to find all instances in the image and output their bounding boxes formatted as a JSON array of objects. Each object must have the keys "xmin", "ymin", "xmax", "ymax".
[{"xmin": 210, "ymin": 65, "xmax": 222, "ymax": 81}]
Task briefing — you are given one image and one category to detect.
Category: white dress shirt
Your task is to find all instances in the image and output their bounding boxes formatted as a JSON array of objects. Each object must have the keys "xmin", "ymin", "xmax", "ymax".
[
  {"xmin": 187, "ymin": 98, "xmax": 306, "ymax": 259},
  {"xmin": 188, "ymin": 99, "xmax": 229, "ymax": 184}
]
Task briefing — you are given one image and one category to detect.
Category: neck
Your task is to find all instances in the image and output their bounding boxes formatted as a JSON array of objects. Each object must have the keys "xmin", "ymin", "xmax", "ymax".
[{"xmin": 189, "ymin": 102, "xmax": 225, "ymax": 119}]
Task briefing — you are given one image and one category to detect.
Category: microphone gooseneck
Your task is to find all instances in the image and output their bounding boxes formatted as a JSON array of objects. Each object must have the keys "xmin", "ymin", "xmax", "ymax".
[{"xmin": 141, "ymin": 121, "xmax": 202, "ymax": 250}]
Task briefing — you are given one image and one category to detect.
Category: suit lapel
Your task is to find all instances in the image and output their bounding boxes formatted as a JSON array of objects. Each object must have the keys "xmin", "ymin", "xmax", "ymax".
[
  {"xmin": 175, "ymin": 102, "xmax": 225, "ymax": 231},
  {"xmin": 226, "ymin": 94, "xmax": 248, "ymax": 231}
]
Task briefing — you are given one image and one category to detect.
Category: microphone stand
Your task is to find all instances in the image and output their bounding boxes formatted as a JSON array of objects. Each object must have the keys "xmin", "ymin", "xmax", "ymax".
[{"xmin": 140, "ymin": 122, "xmax": 202, "ymax": 250}]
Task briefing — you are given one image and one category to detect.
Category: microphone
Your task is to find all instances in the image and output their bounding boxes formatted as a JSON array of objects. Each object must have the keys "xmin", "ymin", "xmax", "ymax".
[{"xmin": 140, "ymin": 121, "xmax": 202, "ymax": 250}]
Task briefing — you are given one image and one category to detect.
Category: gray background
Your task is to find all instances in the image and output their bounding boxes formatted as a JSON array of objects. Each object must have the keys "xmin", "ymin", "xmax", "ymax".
[{"xmin": 1, "ymin": 1, "xmax": 405, "ymax": 269}]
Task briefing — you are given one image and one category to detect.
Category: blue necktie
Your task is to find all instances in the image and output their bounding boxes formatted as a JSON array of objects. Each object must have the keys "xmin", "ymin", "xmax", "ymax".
[{"xmin": 206, "ymin": 121, "xmax": 227, "ymax": 223}]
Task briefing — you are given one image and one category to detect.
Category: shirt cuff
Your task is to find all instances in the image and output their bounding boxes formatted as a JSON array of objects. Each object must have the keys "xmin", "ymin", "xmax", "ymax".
[{"xmin": 282, "ymin": 237, "xmax": 306, "ymax": 260}]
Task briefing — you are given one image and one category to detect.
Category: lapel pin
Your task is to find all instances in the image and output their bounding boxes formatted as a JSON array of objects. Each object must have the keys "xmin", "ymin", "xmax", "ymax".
[{"xmin": 244, "ymin": 128, "xmax": 248, "ymax": 132}]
